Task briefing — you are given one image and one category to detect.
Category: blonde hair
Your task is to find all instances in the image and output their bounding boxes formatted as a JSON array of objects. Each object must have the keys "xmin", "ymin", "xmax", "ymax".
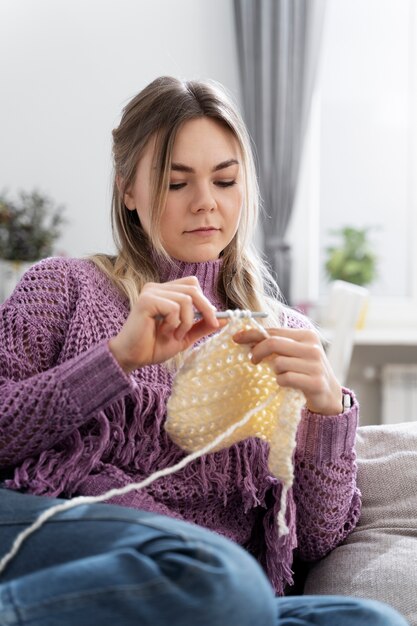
[{"xmin": 91, "ymin": 76, "xmax": 286, "ymax": 326}]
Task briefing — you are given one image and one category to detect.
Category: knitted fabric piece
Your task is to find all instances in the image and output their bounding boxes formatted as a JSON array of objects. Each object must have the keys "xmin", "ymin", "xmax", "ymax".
[{"xmin": 166, "ymin": 313, "xmax": 305, "ymax": 532}]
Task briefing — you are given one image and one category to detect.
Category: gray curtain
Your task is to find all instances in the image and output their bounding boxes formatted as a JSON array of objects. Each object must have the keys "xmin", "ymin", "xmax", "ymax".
[{"xmin": 234, "ymin": 0, "xmax": 326, "ymax": 302}]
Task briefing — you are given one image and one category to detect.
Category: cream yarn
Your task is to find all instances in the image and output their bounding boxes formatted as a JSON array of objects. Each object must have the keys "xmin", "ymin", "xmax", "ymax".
[{"xmin": 0, "ymin": 310, "xmax": 305, "ymax": 576}]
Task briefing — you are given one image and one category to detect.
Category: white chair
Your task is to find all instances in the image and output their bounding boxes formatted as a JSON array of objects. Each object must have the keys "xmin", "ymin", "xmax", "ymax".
[{"xmin": 322, "ymin": 280, "xmax": 369, "ymax": 385}]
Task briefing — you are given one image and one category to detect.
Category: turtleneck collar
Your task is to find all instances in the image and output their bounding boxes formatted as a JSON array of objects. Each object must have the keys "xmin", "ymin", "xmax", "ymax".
[{"xmin": 154, "ymin": 255, "xmax": 224, "ymax": 311}]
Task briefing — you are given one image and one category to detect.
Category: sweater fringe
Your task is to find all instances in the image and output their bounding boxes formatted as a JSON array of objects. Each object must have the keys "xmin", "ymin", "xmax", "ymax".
[
  {"xmin": 265, "ymin": 482, "xmax": 297, "ymax": 594},
  {"xmin": 7, "ymin": 380, "xmax": 293, "ymax": 593}
]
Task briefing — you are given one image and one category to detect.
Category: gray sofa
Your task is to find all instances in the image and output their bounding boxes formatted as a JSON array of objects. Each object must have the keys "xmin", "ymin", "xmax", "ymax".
[{"xmin": 303, "ymin": 421, "xmax": 417, "ymax": 626}]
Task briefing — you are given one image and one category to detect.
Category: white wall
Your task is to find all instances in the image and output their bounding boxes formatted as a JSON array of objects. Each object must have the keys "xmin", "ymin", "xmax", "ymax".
[{"xmin": 0, "ymin": 0, "xmax": 240, "ymax": 258}]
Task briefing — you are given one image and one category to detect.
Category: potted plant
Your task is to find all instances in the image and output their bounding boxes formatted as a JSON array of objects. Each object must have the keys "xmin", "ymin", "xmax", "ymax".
[
  {"xmin": 325, "ymin": 226, "xmax": 378, "ymax": 287},
  {"xmin": 0, "ymin": 189, "xmax": 66, "ymax": 302}
]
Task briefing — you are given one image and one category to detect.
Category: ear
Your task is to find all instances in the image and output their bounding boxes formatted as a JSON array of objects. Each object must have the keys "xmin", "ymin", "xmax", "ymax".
[
  {"xmin": 123, "ymin": 190, "xmax": 136, "ymax": 211},
  {"xmin": 116, "ymin": 174, "xmax": 136, "ymax": 211}
]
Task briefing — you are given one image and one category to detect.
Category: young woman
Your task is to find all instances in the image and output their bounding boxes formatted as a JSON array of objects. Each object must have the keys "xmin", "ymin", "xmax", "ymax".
[{"xmin": 0, "ymin": 76, "xmax": 408, "ymax": 626}]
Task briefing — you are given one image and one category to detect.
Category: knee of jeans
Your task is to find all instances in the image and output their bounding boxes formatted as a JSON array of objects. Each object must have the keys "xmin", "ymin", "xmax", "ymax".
[{"xmin": 153, "ymin": 535, "xmax": 277, "ymax": 626}]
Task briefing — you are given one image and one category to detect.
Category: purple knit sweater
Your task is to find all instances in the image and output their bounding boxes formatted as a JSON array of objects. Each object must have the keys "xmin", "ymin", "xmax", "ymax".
[{"xmin": 0, "ymin": 257, "xmax": 361, "ymax": 594}]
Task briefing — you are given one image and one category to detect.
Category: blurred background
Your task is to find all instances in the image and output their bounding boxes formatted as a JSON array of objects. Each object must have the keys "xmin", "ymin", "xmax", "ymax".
[{"xmin": 1, "ymin": 0, "xmax": 416, "ymax": 425}]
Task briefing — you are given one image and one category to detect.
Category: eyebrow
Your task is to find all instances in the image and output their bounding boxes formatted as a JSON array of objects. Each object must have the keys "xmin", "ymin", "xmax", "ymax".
[{"xmin": 171, "ymin": 158, "xmax": 239, "ymax": 173}]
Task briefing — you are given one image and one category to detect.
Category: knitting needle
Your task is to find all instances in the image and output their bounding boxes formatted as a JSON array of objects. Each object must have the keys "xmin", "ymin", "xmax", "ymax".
[
  {"xmin": 193, "ymin": 311, "xmax": 268, "ymax": 321},
  {"xmin": 155, "ymin": 311, "xmax": 268, "ymax": 321}
]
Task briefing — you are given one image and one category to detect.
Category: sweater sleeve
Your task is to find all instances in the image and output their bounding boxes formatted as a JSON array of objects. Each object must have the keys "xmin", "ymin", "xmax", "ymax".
[
  {"xmin": 0, "ymin": 259, "xmax": 133, "ymax": 467},
  {"xmin": 284, "ymin": 308, "xmax": 361, "ymax": 561},
  {"xmin": 292, "ymin": 389, "xmax": 361, "ymax": 561}
]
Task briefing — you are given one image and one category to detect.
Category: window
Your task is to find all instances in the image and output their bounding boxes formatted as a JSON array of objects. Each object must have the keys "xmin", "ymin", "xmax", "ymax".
[{"xmin": 289, "ymin": 0, "xmax": 417, "ymax": 327}]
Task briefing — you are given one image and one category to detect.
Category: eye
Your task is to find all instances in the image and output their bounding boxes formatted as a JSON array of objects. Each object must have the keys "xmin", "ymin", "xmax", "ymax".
[
  {"xmin": 215, "ymin": 180, "xmax": 236, "ymax": 188},
  {"xmin": 169, "ymin": 182, "xmax": 186, "ymax": 190}
]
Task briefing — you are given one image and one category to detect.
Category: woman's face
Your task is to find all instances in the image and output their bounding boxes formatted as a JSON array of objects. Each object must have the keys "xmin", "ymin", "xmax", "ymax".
[{"xmin": 124, "ymin": 117, "xmax": 244, "ymax": 263}]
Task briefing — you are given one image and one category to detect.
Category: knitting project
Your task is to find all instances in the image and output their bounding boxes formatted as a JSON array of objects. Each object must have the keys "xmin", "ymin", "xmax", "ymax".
[
  {"xmin": 0, "ymin": 310, "xmax": 305, "ymax": 576},
  {"xmin": 166, "ymin": 311, "xmax": 306, "ymax": 532}
]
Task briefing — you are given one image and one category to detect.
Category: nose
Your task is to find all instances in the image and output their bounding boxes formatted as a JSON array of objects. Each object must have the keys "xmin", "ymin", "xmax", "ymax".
[{"xmin": 190, "ymin": 183, "xmax": 216, "ymax": 213}]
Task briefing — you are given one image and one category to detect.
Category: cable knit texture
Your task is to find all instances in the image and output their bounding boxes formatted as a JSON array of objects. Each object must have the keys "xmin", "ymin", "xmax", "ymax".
[{"xmin": 0, "ymin": 257, "xmax": 361, "ymax": 595}]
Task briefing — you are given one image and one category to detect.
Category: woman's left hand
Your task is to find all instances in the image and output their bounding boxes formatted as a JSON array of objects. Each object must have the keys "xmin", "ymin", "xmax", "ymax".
[{"xmin": 233, "ymin": 327, "xmax": 344, "ymax": 415}]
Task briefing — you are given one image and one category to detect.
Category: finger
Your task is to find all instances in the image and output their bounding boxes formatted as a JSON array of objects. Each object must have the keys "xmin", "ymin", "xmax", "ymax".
[
  {"xmin": 152, "ymin": 290, "xmax": 197, "ymax": 340},
  {"xmin": 268, "ymin": 327, "xmax": 318, "ymax": 341},
  {"xmin": 154, "ymin": 290, "xmax": 221, "ymax": 341},
  {"xmin": 274, "ymin": 371, "xmax": 314, "ymax": 394},
  {"xmin": 232, "ymin": 328, "xmax": 266, "ymax": 344},
  {"xmin": 266, "ymin": 354, "xmax": 317, "ymax": 376},
  {"xmin": 168, "ymin": 290, "xmax": 219, "ymax": 341},
  {"xmin": 145, "ymin": 282, "xmax": 218, "ymax": 329},
  {"xmin": 251, "ymin": 338, "xmax": 323, "ymax": 364},
  {"xmin": 139, "ymin": 289, "xmax": 196, "ymax": 334},
  {"xmin": 140, "ymin": 293, "xmax": 182, "ymax": 334},
  {"xmin": 174, "ymin": 294, "xmax": 195, "ymax": 340},
  {"xmin": 156, "ymin": 276, "xmax": 201, "ymax": 287},
  {"xmin": 234, "ymin": 326, "xmax": 318, "ymax": 343},
  {"xmin": 184, "ymin": 318, "xmax": 227, "ymax": 346}
]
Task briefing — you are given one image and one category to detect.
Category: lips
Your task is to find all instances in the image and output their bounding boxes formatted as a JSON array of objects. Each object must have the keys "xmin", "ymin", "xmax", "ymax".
[{"xmin": 185, "ymin": 227, "xmax": 220, "ymax": 233}]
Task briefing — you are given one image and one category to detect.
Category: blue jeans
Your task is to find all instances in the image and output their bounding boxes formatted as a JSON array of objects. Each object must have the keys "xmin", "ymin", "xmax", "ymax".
[{"xmin": 0, "ymin": 489, "xmax": 408, "ymax": 626}]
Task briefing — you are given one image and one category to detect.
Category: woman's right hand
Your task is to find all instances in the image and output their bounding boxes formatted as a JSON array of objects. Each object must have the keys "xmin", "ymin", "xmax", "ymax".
[{"xmin": 108, "ymin": 276, "xmax": 220, "ymax": 373}]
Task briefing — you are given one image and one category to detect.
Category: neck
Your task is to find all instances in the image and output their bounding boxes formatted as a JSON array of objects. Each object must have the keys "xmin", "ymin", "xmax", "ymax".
[{"xmin": 154, "ymin": 254, "xmax": 224, "ymax": 311}]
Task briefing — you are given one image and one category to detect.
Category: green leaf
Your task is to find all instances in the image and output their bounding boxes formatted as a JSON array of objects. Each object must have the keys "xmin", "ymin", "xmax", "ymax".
[
  {"xmin": 324, "ymin": 225, "xmax": 378, "ymax": 286},
  {"xmin": 0, "ymin": 189, "xmax": 67, "ymax": 261}
]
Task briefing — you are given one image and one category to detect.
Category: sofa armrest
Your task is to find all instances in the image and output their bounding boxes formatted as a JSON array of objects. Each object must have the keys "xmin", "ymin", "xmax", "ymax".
[{"xmin": 303, "ymin": 422, "xmax": 417, "ymax": 626}]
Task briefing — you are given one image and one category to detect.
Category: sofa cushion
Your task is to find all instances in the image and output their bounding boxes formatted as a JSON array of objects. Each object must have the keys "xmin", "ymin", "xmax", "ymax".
[{"xmin": 303, "ymin": 421, "xmax": 417, "ymax": 626}]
